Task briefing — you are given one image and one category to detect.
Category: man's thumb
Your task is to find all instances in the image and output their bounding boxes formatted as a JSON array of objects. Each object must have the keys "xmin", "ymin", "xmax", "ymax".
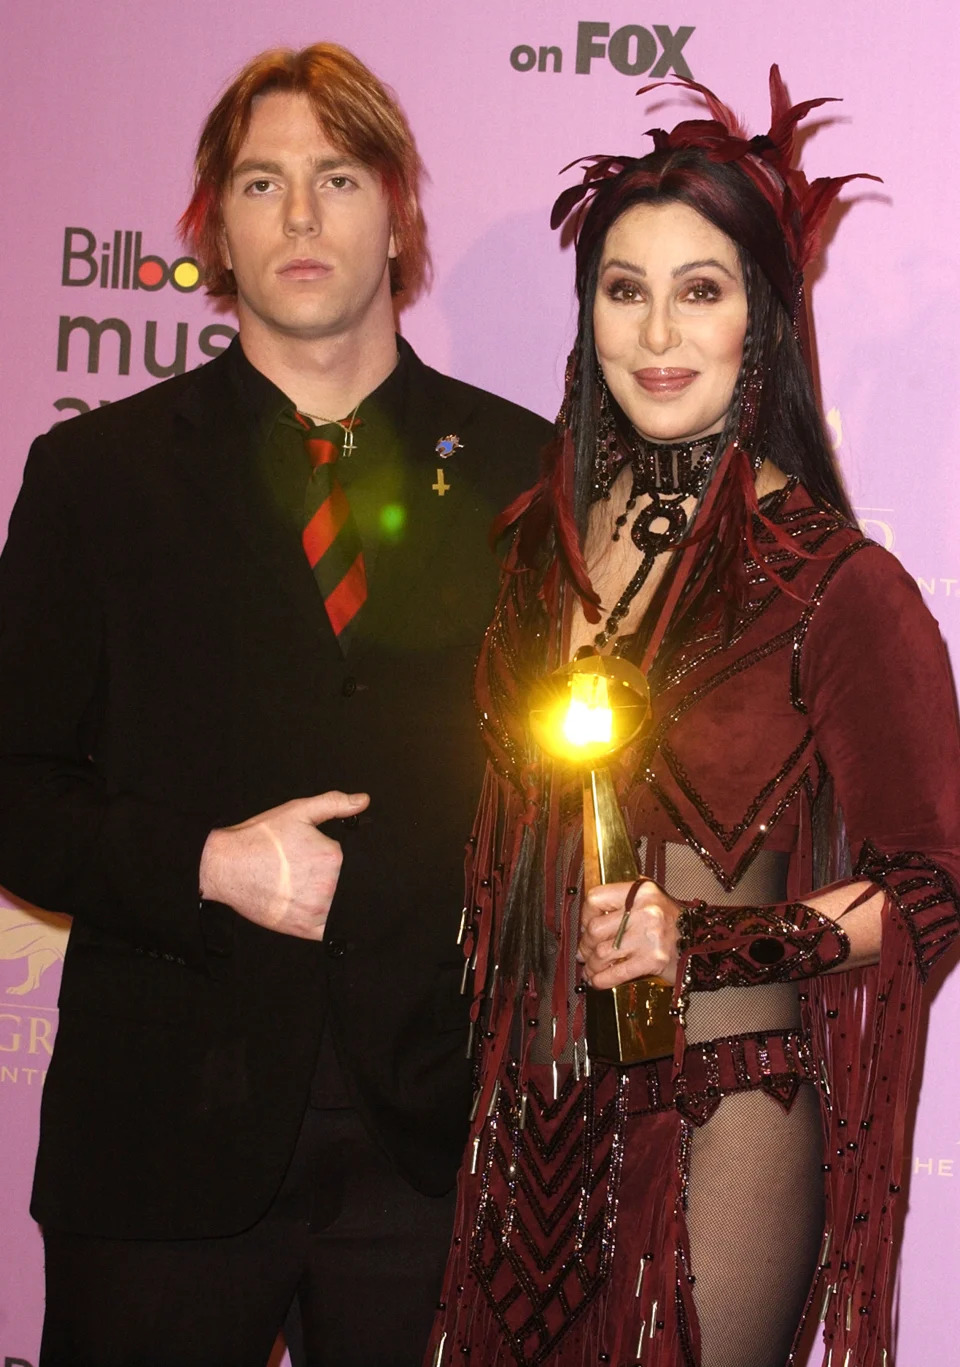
[{"xmin": 298, "ymin": 790, "xmax": 370, "ymax": 824}]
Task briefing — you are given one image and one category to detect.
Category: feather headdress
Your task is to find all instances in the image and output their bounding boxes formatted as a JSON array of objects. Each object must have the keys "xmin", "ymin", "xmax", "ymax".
[{"xmin": 551, "ymin": 65, "xmax": 879, "ymax": 312}]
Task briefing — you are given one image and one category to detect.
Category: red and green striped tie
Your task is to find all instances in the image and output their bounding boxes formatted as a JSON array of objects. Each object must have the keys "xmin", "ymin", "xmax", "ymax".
[{"xmin": 297, "ymin": 414, "xmax": 367, "ymax": 644}]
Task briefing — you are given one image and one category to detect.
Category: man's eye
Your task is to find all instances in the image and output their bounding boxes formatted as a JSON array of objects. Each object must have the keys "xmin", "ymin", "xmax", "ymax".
[
  {"xmin": 327, "ymin": 175, "xmax": 354, "ymax": 190},
  {"xmin": 247, "ymin": 179, "xmax": 274, "ymax": 195}
]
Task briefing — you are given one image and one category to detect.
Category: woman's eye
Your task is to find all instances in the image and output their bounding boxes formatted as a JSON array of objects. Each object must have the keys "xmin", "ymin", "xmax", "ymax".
[
  {"xmin": 684, "ymin": 279, "xmax": 723, "ymax": 302},
  {"xmin": 607, "ymin": 278, "xmax": 644, "ymax": 303}
]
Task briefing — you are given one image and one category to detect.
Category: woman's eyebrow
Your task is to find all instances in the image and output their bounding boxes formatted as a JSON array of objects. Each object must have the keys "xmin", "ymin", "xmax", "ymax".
[
  {"xmin": 601, "ymin": 257, "xmax": 645, "ymax": 275},
  {"xmin": 599, "ymin": 256, "xmax": 738, "ymax": 281},
  {"xmin": 672, "ymin": 257, "xmax": 738, "ymax": 280}
]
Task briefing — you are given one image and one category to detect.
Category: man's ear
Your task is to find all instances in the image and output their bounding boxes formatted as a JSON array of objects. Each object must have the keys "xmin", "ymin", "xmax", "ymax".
[
  {"xmin": 390, "ymin": 187, "xmax": 421, "ymax": 262},
  {"xmin": 220, "ymin": 229, "xmax": 233, "ymax": 273}
]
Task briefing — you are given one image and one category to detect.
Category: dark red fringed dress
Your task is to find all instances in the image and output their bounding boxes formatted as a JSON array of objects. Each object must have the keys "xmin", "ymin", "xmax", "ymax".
[{"xmin": 425, "ymin": 481, "xmax": 960, "ymax": 1367}]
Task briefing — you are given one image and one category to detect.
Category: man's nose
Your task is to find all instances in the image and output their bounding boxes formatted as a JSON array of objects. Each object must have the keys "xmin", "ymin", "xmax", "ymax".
[{"xmin": 284, "ymin": 185, "xmax": 320, "ymax": 237}]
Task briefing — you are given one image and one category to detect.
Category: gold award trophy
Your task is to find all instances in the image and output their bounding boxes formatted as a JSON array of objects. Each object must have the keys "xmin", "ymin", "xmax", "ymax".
[{"xmin": 529, "ymin": 653, "xmax": 676, "ymax": 1064}]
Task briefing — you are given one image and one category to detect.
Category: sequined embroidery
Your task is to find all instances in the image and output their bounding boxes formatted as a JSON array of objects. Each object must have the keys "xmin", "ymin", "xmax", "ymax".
[
  {"xmin": 469, "ymin": 1065, "xmax": 629, "ymax": 1364},
  {"xmin": 853, "ymin": 842, "xmax": 960, "ymax": 977}
]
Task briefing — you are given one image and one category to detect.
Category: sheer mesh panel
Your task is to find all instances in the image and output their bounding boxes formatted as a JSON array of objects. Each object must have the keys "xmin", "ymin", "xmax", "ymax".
[{"xmin": 686, "ymin": 1085, "xmax": 823, "ymax": 1367}]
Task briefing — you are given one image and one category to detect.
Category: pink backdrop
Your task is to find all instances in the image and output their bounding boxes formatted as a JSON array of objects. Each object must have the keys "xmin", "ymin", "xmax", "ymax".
[{"xmin": 2, "ymin": 2, "xmax": 958, "ymax": 1362}]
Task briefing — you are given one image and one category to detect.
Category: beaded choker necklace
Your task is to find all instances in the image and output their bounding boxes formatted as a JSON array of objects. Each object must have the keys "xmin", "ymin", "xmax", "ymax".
[{"xmin": 591, "ymin": 430, "xmax": 721, "ymax": 648}]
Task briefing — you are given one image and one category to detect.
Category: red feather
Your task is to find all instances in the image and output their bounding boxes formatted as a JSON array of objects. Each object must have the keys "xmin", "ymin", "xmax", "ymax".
[
  {"xmin": 549, "ymin": 181, "xmax": 591, "ymax": 231},
  {"xmin": 798, "ymin": 172, "xmax": 882, "ymax": 269},
  {"xmin": 636, "ymin": 76, "xmax": 746, "ymax": 137}
]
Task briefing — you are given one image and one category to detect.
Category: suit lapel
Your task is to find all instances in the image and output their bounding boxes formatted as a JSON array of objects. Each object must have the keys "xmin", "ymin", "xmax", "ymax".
[{"xmin": 347, "ymin": 350, "xmax": 482, "ymax": 662}]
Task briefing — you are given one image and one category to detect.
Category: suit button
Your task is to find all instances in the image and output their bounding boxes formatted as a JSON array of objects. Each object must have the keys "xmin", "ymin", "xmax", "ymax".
[
  {"xmin": 341, "ymin": 676, "xmax": 357, "ymax": 697},
  {"xmin": 341, "ymin": 813, "xmax": 360, "ymax": 830},
  {"xmin": 325, "ymin": 937, "xmax": 346, "ymax": 959}
]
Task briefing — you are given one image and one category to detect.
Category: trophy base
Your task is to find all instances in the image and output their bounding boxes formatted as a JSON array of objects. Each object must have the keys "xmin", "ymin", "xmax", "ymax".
[{"xmin": 586, "ymin": 978, "xmax": 676, "ymax": 1064}]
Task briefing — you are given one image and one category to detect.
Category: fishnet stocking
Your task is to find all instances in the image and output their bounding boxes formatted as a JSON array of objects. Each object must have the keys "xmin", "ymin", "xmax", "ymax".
[{"xmin": 686, "ymin": 1085, "xmax": 823, "ymax": 1367}]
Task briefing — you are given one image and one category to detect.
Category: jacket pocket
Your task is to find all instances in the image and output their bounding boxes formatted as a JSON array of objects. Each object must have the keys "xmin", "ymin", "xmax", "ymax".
[{"xmin": 57, "ymin": 932, "xmax": 215, "ymax": 1025}]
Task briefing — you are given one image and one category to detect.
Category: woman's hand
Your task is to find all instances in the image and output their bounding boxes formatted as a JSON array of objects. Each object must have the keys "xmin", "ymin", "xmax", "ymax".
[{"xmin": 579, "ymin": 879, "xmax": 683, "ymax": 988}]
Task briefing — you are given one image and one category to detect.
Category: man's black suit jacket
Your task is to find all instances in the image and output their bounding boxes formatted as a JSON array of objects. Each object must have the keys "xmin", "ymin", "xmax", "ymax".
[{"xmin": 0, "ymin": 341, "xmax": 551, "ymax": 1239}]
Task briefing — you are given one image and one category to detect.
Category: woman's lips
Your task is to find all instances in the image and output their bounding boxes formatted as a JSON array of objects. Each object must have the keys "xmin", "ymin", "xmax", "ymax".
[{"xmin": 633, "ymin": 368, "xmax": 697, "ymax": 394}]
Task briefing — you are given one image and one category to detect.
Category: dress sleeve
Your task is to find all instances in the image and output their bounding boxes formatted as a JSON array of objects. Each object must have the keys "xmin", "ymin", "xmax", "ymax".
[
  {"xmin": 0, "ymin": 434, "xmax": 225, "ymax": 967},
  {"xmin": 798, "ymin": 541, "xmax": 960, "ymax": 975}
]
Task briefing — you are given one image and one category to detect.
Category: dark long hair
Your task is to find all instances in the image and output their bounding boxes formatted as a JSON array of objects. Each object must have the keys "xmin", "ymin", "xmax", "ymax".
[{"xmin": 565, "ymin": 147, "xmax": 855, "ymax": 532}]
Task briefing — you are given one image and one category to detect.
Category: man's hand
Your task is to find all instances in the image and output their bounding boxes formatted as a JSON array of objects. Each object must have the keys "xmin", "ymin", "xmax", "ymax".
[
  {"xmin": 579, "ymin": 879, "xmax": 682, "ymax": 989},
  {"xmin": 199, "ymin": 792, "xmax": 370, "ymax": 940}
]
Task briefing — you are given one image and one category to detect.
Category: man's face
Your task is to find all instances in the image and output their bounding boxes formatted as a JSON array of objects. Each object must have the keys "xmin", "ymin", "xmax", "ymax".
[{"xmin": 220, "ymin": 90, "xmax": 397, "ymax": 344}]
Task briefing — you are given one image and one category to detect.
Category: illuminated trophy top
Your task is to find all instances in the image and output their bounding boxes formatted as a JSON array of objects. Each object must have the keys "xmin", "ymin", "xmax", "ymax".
[
  {"xmin": 529, "ymin": 652, "xmax": 650, "ymax": 767},
  {"xmin": 528, "ymin": 652, "xmax": 674, "ymax": 1065}
]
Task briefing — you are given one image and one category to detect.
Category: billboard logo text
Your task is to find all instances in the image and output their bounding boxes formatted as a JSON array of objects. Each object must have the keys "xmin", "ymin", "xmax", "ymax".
[{"xmin": 62, "ymin": 228, "xmax": 201, "ymax": 293}]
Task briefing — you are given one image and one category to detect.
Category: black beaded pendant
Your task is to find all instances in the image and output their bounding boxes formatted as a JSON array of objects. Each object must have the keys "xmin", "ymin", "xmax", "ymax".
[{"xmin": 592, "ymin": 431, "xmax": 720, "ymax": 649}]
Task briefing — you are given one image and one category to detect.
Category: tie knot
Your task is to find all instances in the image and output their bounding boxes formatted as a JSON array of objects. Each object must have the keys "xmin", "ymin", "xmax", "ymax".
[
  {"xmin": 293, "ymin": 410, "xmax": 363, "ymax": 468},
  {"xmin": 306, "ymin": 434, "xmax": 340, "ymax": 469}
]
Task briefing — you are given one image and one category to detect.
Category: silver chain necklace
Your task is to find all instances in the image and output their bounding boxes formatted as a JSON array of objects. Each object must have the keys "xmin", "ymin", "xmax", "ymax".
[{"xmin": 296, "ymin": 402, "xmax": 362, "ymax": 456}]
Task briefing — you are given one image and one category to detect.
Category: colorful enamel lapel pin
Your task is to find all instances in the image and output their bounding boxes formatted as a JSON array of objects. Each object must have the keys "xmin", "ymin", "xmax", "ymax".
[{"xmin": 433, "ymin": 434, "xmax": 462, "ymax": 495}]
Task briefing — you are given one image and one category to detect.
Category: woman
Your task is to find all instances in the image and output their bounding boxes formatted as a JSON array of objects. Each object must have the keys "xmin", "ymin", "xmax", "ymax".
[{"xmin": 427, "ymin": 70, "xmax": 960, "ymax": 1367}]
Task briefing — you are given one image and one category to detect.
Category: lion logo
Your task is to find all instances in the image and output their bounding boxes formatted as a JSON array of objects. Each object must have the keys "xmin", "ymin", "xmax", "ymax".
[{"xmin": 0, "ymin": 898, "xmax": 71, "ymax": 995}]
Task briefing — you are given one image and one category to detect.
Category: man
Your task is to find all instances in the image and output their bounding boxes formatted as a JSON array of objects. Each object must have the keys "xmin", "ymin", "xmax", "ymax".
[{"xmin": 0, "ymin": 44, "xmax": 551, "ymax": 1367}]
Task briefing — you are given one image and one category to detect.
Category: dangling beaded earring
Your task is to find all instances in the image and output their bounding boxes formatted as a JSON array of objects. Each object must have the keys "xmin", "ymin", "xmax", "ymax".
[
  {"xmin": 593, "ymin": 363, "xmax": 622, "ymax": 498},
  {"xmin": 734, "ymin": 364, "xmax": 766, "ymax": 470}
]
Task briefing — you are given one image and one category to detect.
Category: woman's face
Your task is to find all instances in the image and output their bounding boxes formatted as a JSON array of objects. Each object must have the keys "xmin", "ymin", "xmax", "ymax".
[{"xmin": 593, "ymin": 200, "xmax": 748, "ymax": 444}]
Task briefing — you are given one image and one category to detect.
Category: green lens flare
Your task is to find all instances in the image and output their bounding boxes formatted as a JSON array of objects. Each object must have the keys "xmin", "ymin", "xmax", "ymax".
[{"xmin": 379, "ymin": 503, "xmax": 406, "ymax": 540}]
